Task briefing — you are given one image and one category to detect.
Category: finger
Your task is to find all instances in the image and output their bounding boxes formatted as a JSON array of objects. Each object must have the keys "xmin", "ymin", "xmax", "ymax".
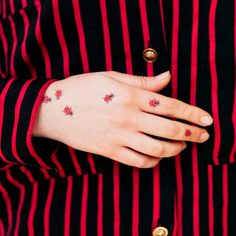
[
  {"xmin": 123, "ymin": 131, "xmax": 187, "ymax": 157},
  {"xmin": 136, "ymin": 112, "xmax": 210, "ymax": 143},
  {"xmin": 136, "ymin": 90, "xmax": 213, "ymax": 127},
  {"xmin": 158, "ymin": 140, "xmax": 187, "ymax": 157},
  {"xmin": 114, "ymin": 146, "xmax": 161, "ymax": 168},
  {"xmin": 104, "ymin": 70, "xmax": 171, "ymax": 92}
]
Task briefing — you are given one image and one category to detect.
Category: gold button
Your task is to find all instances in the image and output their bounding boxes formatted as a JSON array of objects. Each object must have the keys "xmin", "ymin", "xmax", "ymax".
[
  {"xmin": 152, "ymin": 226, "xmax": 168, "ymax": 236},
  {"xmin": 143, "ymin": 48, "xmax": 158, "ymax": 63}
]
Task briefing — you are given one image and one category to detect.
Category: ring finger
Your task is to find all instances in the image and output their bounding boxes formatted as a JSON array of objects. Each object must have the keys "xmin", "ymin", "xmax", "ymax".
[{"xmin": 136, "ymin": 112, "xmax": 210, "ymax": 143}]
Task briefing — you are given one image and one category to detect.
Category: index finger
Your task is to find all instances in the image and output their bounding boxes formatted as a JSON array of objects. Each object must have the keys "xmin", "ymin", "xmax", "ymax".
[{"xmin": 136, "ymin": 90, "xmax": 213, "ymax": 127}]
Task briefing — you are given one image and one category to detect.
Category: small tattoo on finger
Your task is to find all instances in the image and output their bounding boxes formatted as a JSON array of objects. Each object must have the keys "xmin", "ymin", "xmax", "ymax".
[
  {"xmin": 149, "ymin": 99, "xmax": 160, "ymax": 107},
  {"xmin": 63, "ymin": 106, "xmax": 73, "ymax": 116},
  {"xmin": 185, "ymin": 129, "xmax": 192, "ymax": 137},
  {"xmin": 103, "ymin": 93, "xmax": 114, "ymax": 103}
]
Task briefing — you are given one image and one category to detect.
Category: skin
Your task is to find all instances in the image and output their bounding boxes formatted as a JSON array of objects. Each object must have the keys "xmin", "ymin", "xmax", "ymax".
[{"xmin": 33, "ymin": 71, "xmax": 213, "ymax": 168}]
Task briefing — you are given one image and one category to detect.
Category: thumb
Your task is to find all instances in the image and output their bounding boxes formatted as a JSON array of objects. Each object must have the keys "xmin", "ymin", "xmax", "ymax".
[{"xmin": 106, "ymin": 70, "xmax": 171, "ymax": 92}]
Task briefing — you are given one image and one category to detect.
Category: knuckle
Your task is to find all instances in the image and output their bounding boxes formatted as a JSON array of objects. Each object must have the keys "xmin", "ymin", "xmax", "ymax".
[
  {"xmin": 183, "ymin": 105, "xmax": 195, "ymax": 120},
  {"xmin": 174, "ymin": 142, "xmax": 186, "ymax": 155},
  {"xmin": 110, "ymin": 109, "xmax": 134, "ymax": 129},
  {"xmin": 135, "ymin": 157, "xmax": 152, "ymax": 168},
  {"xmin": 111, "ymin": 148, "xmax": 128, "ymax": 164},
  {"xmin": 136, "ymin": 75, "xmax": 148, "ymax": 88},
  {"xmin": 155, "ymin": 158, "xmax": 161, "ymax": 166},
  {"xmin": 113, "ymin": 116, "xmax": 132, "ymax": 129},
  {"xmin": 166, "ymin": 123, "xmax": 179, "ymax": 137},
  {"xmin": 159, "ymin": 141, "xmax": 182, "ymax": 157},
  {"xmin": 105, "ymin": 70, "xmax": 121, "ymax": 78},
  {"xmin": 197, "ymin": 128, "xmax": 208, "ymax": 143},
  {"xmin": 150, "ymin": 143, "xmax": 163, "ymax": 157},
  {"xmin": 182, "ymin": 142, "xmax": 187, "ymax": 150},
  {"xmin": 105, "ymin": 147, "xmax": 118, "ymax": 160},
  {"xmin": 189, "ymin": 129, "xmax": 201, "ymax": 140},
  {"xmin": 185, "ymin": 127, "xmax": 203, "ymax": 142},
  {"xmin": 120, "ymin": 90, "xmax": 135, "ymax": 106},
  {"xmin": 149, "ymin": 158, "xmax": 161, "ymax": 168},
  {"xmin": 155, "ymin": 143, "xmax": 164, "ymax": 157},
  {"xmin": 165, "ymin": 101, "xmax": 176, "ymax": 117}
]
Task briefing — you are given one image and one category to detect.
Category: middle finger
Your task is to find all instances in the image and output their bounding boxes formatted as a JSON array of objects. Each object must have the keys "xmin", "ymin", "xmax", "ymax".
[{"xmin": 136, "ymin": 90, "xmax": 213, "ymax": 127}]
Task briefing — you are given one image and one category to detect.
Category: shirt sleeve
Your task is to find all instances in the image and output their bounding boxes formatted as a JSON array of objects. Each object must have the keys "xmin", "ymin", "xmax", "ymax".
[{"xmin": 0, "ymin": 77, "xmax": 60, "ymax": 170}]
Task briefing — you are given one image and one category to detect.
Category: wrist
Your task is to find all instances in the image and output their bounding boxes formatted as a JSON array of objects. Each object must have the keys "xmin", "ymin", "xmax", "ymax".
[{"xmin": 32, "ymin": 80, "xmax": 61, "ymax": 139}]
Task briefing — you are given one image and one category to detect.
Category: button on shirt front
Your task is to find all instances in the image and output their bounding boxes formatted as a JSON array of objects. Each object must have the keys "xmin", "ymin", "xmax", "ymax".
[
  {"xmin": 142, "ymin": 48, "xmax": 158, "ymax": 63},
  {"xmin": 152, "ymin": 226, "xmax": 169, "ymax": 236}
]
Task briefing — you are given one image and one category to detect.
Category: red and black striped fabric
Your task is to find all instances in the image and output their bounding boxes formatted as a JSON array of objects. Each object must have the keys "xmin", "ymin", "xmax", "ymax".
[{"xmin": 0, "ymin": 0, "xmax": 236, "ymax": 235}]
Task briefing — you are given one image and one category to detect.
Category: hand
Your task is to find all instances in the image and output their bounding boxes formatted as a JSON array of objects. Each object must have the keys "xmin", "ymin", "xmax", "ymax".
[{"xmin": 33, "ymin": 71, "xmax": 213, "ymax": 168}]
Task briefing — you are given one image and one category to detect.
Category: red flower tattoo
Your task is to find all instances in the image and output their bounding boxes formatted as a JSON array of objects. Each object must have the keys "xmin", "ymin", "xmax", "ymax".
[
  {"xmin": 55, "ymin": 89, "xmax": 62, "ymax": 100},
  {"xmin": 42, "ymin": 95, "xmax": 52, "ymax": 104},
  {"xmin": 185, "ymin": 129, "xmax": 192, "ymax": 137},
  {"xmin": 149, "ymin": 99, "xmax": 160, "ymax": 107},
  {"xmin": 63, "ymin": 106, "xmax": 73, "ymax": 116},
  {"xmin": 103, "ymin": 93, "xmax": 114, "ymax": 103}
]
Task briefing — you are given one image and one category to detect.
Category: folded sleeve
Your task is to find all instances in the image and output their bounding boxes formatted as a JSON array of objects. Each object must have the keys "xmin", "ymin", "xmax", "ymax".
[{"xmin": 0, "ymin": 77, "xmax": 60, "ymax": 169}]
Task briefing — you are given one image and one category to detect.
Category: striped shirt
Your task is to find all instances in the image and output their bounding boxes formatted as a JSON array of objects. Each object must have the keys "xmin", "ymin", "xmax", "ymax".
[{"xmin": 0, "ymin": 0, "xmax": 235, "ymax": 235}]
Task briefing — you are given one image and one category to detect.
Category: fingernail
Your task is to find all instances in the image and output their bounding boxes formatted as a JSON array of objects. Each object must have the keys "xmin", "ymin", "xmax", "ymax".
[
  {"xmin": 200, "ymin": 116, "xmax": 213, "ymax": 125},
  {"xmin": 155, "ymin": 71, "xmax": 170, "ymax": 80},
  {"xmin": 200, "ymin": 132, "xmax": 210, "ymax": 142},
  {"xmin": 182, "ymin": 143, "xmax": 187, "ymax": 150}
]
